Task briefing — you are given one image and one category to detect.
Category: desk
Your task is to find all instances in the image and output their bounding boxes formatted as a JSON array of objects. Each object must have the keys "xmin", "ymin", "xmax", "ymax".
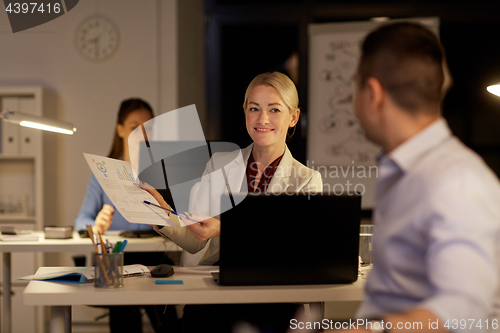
[
  {"xmin": 0, "ymin": 231, "xmax": 180, "ymax": 333},
  {"xmin": 24, "ymin": 266, "xmax": 365, "ymax": 333}
]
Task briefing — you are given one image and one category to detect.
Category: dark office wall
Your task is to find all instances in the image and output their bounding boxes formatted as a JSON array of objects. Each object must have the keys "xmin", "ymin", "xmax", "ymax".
[
  {"xmin": 441, "ymin": 21, "xmax": 500, "ymax": 174},
  {"xmin": 218, "ymin": 24, "xmax": 299, "ymax": 149},
  {"xmin": 178, "ymin": 0, "xmax": 207, "ymax": 132},
  {"xmin": 204, "ymin": 0, "xmax": 500, "ymax": 175}
]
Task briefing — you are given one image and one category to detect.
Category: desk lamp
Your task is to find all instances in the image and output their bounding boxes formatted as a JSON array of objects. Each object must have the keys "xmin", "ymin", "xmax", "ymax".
[
  {"xmin": 0, "ymin": 109, "xmax": 77, "ymax": 135},
  {"xmin": 487, "ymin": 82, "xmax": 500, "ymax": 98}
]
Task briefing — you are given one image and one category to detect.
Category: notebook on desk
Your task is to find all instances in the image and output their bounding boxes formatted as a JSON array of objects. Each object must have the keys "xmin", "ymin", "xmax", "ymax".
[{"xmin": 215, "ymin": 193, "xmax": 361, "ymax": 286}]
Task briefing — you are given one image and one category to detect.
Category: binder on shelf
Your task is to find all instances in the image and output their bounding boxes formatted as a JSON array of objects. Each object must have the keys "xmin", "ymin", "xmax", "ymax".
[
  {"xmin": 1, "ymin": 97, "xmax": 20, "ymax": 154},
  {"xmin": 0, "ymin": 193, "xmax": 29, "ymax": 216},
  {"xmin": 1, "ymin": 122, "xmax": 19, "ymax": 155},
  {"xmin": 19, "ymin": 97, "xmax": 39, "ymax": 155}
]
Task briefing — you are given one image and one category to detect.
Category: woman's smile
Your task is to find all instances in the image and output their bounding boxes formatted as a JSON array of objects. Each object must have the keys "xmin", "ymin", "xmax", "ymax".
[{"xmin": 245, "ymin": 85, "xmax": 297, "ymax": 152}]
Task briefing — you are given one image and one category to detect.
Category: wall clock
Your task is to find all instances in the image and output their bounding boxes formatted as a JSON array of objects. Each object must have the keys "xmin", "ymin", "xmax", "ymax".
[{"xmin": 75, "ymin": 17, "xmax": 119, "ymax": 61}]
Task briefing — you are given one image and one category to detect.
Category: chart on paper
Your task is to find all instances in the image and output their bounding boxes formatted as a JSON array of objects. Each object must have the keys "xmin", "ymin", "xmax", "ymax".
[{"xmin": 83, "ymin": 153, "xmax": 180, "ymax": 227}]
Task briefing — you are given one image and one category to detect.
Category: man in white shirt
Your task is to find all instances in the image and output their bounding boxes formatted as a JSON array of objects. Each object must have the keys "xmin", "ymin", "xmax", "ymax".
[{"xmin": 332, "ymin": 22, "xmax": 500, "ymax": 332}]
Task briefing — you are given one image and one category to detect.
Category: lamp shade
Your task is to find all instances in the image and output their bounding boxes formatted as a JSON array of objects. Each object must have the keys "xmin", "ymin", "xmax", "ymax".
[
  {"xmin": 487, "ymin": 82, "xmax": 500, "ymax": 97},
  {"xmin": 0, "ymin": 109, "xmax": 76, "ymax": 135}
]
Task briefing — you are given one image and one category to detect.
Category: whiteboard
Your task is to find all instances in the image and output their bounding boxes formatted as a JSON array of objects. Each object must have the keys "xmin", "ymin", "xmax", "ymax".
[{"xmin": 307, "ymin": 17, "xmax": 439, "ymax": 208}]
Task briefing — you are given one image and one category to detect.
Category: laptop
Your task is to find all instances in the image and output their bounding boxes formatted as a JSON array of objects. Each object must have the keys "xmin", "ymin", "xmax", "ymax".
[{"xmin": 216, "ymin": 193, "xmax": 361, "ymax": 286}]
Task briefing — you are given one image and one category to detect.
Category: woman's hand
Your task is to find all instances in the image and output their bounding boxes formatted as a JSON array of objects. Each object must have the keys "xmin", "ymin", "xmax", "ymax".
[
  {"xmin": 140, "ymin": 182, "xmax": 172, "ymax": 216},
  {"xmin": 93, "ymin": 204, "xmax": 114, "ymax": 234},
  {"xmin": 182, "ymin": 214, "xmax": 221, "ymax": 241}
]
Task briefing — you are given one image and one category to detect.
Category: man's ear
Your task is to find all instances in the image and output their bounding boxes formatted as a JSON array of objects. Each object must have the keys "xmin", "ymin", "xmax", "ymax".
[{"xmin": 365, "ymin": 77, "xmax": 385, "ymax": 113}]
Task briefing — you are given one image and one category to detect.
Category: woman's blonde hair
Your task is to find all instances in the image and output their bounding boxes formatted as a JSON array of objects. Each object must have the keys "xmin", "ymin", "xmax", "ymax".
[{"xmin": 242, "ymin": 72, "xmax": 299, "ymax": 114}]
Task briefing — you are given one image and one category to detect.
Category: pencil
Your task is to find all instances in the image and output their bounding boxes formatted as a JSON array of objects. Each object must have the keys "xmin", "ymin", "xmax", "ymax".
[
  {"xmin": 98, "ymin": 231, "xmax": 116, "ymax": 284},
  {"xmin": 98, "ymin": 232, "xmax": 107, "ymax": 254},
  {"xmin": 86, "ymin": 225, "xmax": 111, "ymax": 285}
]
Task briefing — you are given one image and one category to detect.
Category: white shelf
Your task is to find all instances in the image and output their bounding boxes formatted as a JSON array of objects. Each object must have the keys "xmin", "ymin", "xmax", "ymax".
[
  {"xmin": 0, "ymin": 155, "xmax": 36, "ymax": 160},
  {"xmin": 0, "ymin": 87, "xmax": 43, "ymax": 333}
]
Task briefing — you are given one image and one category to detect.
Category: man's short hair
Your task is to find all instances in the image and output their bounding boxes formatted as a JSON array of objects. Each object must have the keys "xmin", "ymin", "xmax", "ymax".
[{"xmin": 358, "ymin": 22, "xmax": 445, "ymax": 112}]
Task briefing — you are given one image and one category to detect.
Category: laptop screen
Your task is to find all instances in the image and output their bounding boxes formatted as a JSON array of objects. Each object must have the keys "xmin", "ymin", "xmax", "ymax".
[{"xmin": 219, "ymin": 193, "xmax": 361, "ymax": 285}]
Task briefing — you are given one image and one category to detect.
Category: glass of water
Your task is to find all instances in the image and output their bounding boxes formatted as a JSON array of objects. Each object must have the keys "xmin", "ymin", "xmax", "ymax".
[{"xmin": 359, "ymin": 224, "xmax": 374, "ymax": 265}]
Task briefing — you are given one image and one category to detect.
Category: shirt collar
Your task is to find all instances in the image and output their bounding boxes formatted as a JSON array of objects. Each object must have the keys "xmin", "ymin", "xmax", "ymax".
[{"xmin": 387, "ymin": 118, "xmax": 452, "ymax": 172}]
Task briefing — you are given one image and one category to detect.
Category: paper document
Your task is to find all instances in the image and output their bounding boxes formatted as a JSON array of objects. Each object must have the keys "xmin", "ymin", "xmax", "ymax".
[
  {"xmin": 0, "ymin": 234, "xmax": 40, "ymax": 242},
  {"xmin": 84, "ymin": 153, "xmax": 183, "ymax": 227},
  {"xmin": 19, "ymin": 264, "xmax": 150, "ymax": 283},
  {"xmin": 174, "ymin": 266, "xmax": 219, "ymax": 275}
]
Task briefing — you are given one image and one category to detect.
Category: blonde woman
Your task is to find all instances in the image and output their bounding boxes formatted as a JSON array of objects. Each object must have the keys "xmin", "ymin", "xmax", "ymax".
[
  {"xmin": 142, "ymin": 72, "xmax": 323, "ymax": 333},
  {"xmin": 145, "ymin": 72, "xmax": 322, "ymax": 265}
]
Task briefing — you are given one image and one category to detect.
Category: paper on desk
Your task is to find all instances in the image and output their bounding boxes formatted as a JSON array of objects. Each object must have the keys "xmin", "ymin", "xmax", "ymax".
[
  {"xmin": 19, "ymin": 264, "xmax": 150, "ymax": 283},
  {"xmin": 0, "ymin": 234, "xmax": 39, "ymax": 241},
  {"xmin": 174, "ymin": 266, "xmax": 219, "ymax": 275},
  {"xmin": 84, "ymin": 153, "xmax": 186, "ymax": 227}
]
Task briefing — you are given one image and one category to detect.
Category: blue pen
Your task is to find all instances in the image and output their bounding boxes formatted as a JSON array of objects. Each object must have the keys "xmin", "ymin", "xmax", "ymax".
[
  {"xmin": 106, "ymin": 239, "xmax": 112, "ymax": 253},
  {"xmin": 155, "ymin": 280, "xmax": 183, "ymax": 285},
  {"xmin": 119, "ymin": 239, "xmax": 128, "ymax": 252},
  {"xmin": 142, "ymin": 201, "xmax": 189, "ymax": 218}
]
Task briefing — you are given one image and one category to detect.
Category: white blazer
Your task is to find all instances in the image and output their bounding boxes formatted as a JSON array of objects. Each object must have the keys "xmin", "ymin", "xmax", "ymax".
[{"xmin": 155, "ymin": 143, "xmax": 323, "ymax": 265}]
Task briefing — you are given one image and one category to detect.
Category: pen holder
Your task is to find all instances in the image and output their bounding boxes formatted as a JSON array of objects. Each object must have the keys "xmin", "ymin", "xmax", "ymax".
[{"xmin": 94, "ymin": 252, "xmax": 124, "ymax": 288}]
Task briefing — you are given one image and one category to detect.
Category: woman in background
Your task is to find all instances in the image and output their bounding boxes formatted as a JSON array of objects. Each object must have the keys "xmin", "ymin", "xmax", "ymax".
[
  {"xmin": 75, "ymin": 98, "xmax": 175, "ymax": 333},
  {"xmin": 75, "ymin": 98, "xmax": 154, "ymax": 234}
]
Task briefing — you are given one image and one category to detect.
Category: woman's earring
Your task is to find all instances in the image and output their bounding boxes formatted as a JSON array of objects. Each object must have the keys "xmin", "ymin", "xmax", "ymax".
[{"xmin": 287, "ymin": 124, "xmax": 297, "ymax": 141}]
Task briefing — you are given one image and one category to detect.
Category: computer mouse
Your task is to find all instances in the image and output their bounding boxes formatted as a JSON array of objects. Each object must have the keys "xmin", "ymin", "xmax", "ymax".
[
  {"xmin": 78, "ymin": 229, "xmax": 89, "ymax": 238},
  {"xmin": 150, "ymin": 264, "xmax": 175, "ymax": 278}
]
